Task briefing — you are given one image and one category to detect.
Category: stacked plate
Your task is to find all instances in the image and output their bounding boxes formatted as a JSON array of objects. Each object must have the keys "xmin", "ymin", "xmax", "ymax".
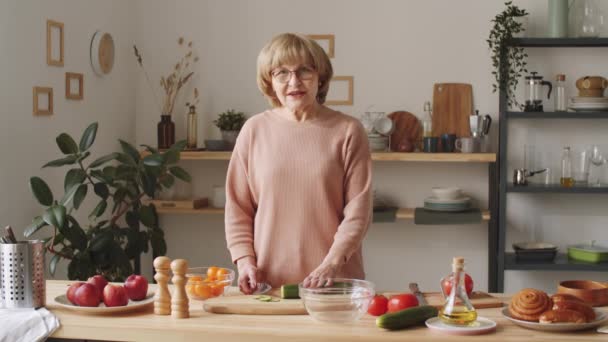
[
  {"xmin": 423, "ymin": 196, "xmax": 471, "ymax": 212},
  {"xmin": 368, "ymin": 133, "xmax": 388, "ymax": 152},
  {"xmin": 569, "ymin": 97, "xmax": 608, "ymax": 111}
]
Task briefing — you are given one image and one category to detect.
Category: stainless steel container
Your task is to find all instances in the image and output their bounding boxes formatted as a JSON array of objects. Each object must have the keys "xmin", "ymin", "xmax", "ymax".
[{"xmin": 0, "ymin": 240, "xmax": 45, "ymax": 308}]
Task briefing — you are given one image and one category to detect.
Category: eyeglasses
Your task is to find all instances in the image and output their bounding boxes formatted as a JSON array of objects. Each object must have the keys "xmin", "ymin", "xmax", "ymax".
[{"xmin": 271, "ymin": 66, "xmax": 316, "ymax": 83}]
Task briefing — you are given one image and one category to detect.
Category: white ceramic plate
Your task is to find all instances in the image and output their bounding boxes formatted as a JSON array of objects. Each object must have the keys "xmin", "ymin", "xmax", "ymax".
[
  {"xmin": 501, "ymin": 307, "xmax": 608, "ymax": 332},
  {"xmin": 425, "ymin": 316, "xmax": 497, "ymax": 335},
  {"xmin": 54, "ymin": 292, "xmax": 154, "ymax": 314},
  {"xmin": 424, "ymin": 196, "xmax": 471, "ymax": 205},
  {"xmin": 571, "ymin": 96, "xmax": 608, "ymax": 104}
]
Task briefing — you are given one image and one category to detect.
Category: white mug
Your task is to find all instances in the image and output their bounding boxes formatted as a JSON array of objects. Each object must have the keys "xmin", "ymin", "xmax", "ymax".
[{"xmin": 455, "ymin": 137, "xmax": 475, "ymax": 153}]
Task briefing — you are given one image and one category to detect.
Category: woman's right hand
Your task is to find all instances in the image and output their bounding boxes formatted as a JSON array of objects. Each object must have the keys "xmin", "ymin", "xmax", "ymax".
[{"xmin": 236, "ymin": 256, "xmax": 261, "ymax": 294}]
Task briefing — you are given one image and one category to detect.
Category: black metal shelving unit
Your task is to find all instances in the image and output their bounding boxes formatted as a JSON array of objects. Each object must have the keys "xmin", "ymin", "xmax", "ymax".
[{"xmin": 495, "ymin": 38, "xmax": 608, "ymax": 292}]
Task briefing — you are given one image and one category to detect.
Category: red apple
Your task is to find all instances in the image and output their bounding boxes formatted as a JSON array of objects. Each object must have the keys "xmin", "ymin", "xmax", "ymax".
[
  {"xmin": 124, "ymin": 274, "xmax": 148, "ymax": 301},
  {"xmin": 103, "ymin": 284, "xmax": 129, "ymax": 307},
  {"xmin": 66, "ymin": 282, "xmax": 85, "ymax": 305},
  {"xmin": 74, "ymin": 283, "xmax": 101, "ymax": 307},
  {"xmin": 87, "ymin": 275, "xmax": 108, "ymax": 301}
]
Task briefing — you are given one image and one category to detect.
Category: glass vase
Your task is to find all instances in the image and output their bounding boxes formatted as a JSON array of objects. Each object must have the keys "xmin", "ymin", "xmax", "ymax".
[{"xmin": 158, "ymin": 114, "xmax": 175, "ymax": 149}]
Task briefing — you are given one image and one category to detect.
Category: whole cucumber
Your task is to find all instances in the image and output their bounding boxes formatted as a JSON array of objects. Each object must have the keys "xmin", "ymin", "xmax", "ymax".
[{"xmin": 376, "ymin": 305, "xmax": 438, "ymax": 330}]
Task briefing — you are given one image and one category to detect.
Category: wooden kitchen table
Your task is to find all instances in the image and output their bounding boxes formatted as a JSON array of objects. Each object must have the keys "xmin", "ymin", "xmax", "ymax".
[{"xmin": 46, "ymin": 280, "xmax": 607, "ymax": 341}]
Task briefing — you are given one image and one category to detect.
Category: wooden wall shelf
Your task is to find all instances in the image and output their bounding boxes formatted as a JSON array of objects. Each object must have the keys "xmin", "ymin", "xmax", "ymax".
[
  {"xmin": 153, "ymin": 205, "xmax": 490, "ymax": 221},
  {"xmin": 142, "ymin": 151, "xmax": 496, "ymax": 163}
]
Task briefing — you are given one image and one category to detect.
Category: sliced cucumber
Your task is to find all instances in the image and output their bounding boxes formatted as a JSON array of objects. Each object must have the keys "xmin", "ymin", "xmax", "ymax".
[{"xmin": 280, "ymin": 283, "xmax": 300, "ymax": 299}]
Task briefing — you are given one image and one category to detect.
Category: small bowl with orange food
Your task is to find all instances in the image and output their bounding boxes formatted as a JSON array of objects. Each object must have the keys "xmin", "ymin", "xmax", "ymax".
[{"xmin": 185, "ymin": 266, "xmax": 235, "ymax": 300}]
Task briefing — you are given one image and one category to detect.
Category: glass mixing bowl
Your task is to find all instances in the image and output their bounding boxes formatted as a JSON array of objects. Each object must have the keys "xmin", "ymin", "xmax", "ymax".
[{"xmin": 299, "ymin": 278, "xmax": 375, "ymax": 323}]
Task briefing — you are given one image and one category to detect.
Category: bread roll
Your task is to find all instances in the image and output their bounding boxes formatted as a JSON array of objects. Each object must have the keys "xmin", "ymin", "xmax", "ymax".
[
  {"xmin": 550, "ymin": 294, "xmax": 584, "ymax": 304},
  {"xmin": 539, "ymin": 309, "xmax": 586, "ymax": 324},
  {"xmin": 509, "ymin": 289, "xmax": 553, "ymax": 322},
  {"xmin": 552, "ymin": 300, "xmax": 595, "ymax": 322}
]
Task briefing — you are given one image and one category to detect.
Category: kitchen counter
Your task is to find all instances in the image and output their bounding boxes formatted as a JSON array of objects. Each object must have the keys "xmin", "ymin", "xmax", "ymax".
[{"xmin": 46, "ymin": 280, "xmax": 607, "ymax": 341}]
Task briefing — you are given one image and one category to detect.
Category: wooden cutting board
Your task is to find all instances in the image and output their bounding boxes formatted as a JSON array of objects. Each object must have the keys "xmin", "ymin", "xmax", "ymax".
[
  {"xmin": 432, "ymin": 83, "xmax": 473, "ymax": 138},
  {"xmin": 203, "ymin": 293, "xmax": 306, "ymax": 315},
  {"xmin": 387, "ymin": 111, "xmax": 422, "ymax": 152},
  {"xmin": 383, "ymin": 291, "xmax": 503, "ymax": 309},
  {"xmin": 203, "ymin": 290, "xmax": 502, "ymax": 315}
]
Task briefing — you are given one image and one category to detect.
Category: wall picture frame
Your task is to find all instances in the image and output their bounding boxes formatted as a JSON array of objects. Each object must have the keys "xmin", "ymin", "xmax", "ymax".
[
  {"xmin": 33, "ymin": 87, "xmax": 53, "ymax": 115},
  {"xmin": 325, "ymin": 76, "xmax": 354, "ymax": 106},
  {"xmin": 46, "ymin": 19, "xmax": 64, "ymax": 66},
  {"xmin": 65, "ymin": 72, "xmax": 84, "ymax": 100},
  {"xmin": 306, "ymin": 34, "xmax": 335, "ymax": 58}
]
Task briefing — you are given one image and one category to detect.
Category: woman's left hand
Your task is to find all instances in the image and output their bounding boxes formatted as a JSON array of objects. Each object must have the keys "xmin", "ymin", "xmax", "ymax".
[{"xmin": 302, "ymin": 262, "xmax": 339, "ymax": 288}]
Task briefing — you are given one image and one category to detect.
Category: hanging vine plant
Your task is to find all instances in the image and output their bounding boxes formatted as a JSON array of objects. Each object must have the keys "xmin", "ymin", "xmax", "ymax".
[{"xmin": 487, "ymin": 1, "xmax": 529, "ymax": 109}]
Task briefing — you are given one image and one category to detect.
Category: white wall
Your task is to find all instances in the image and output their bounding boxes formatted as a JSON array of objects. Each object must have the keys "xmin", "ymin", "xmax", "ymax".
[
  {"xmin": 133, "ymin": 0, "xmax": 608, "ymax": 293},
  {"xmin": 6, "ymin": 0, "xmax": 607, "ymax": 293},
  {"xmin": 0, "ymin": 0, "xmax": 135, "ymax": 279}
]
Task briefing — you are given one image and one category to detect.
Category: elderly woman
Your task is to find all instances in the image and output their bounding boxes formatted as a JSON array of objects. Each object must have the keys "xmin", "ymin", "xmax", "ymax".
[{"xmin": 225, "ymin": 33, "xmax": 372, "ymax": 294}]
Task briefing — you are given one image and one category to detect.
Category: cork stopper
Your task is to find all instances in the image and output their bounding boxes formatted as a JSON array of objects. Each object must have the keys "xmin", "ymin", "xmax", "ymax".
[
  {"xmin": 154, "ymin": 256, "xmax": 171, "ymax": 269},
  {"xmin": 170, "ymin": 259, "xmax": 188, "ymax": 274},
  {"xmin": 452, "ymin": 257, "xmax": 465, "ymax": 271},
  {"xmin": 556, "ymin": 74, "xmax": 565, "ymax": 81}
]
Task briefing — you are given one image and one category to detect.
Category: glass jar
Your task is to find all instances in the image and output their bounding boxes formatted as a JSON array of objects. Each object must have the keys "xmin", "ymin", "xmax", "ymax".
[
  {"xmin": 186, "ymin": 105, "xmax": 198, "ymax": 149},
  {"xmin": 555, "ymin": 74, "xmax": 567, "ymax": 112},
  {"xmin": 158, "ymin": 114, "xmax": 175, "ymax": 149}
]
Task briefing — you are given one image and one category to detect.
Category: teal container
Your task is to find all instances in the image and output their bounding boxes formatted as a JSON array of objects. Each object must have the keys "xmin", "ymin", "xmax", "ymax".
[{"xmin": 548, "ymin": 0, "xmax": 569, "ymax": 38}]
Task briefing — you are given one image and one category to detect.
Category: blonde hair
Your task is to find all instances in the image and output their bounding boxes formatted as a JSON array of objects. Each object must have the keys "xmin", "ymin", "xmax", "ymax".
[{"xmin": 256, "ymin": 33, "xmax": 333, "ymax": 107}]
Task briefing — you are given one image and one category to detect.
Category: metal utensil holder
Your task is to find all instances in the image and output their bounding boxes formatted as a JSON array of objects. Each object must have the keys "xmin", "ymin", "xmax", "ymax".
[{"xmin": 0, "ymin": 240, "xmax": 45, "ymax": 308}]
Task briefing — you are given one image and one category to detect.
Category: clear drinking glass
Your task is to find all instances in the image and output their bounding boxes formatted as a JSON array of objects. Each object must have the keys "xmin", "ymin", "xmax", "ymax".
[
  {"xmin": 590, "ymin": 145, "xmax": 606, "ymax": 186},
  {"xmin": 572, "ymin": 148, "xmax": 591, "ymax": 185}
]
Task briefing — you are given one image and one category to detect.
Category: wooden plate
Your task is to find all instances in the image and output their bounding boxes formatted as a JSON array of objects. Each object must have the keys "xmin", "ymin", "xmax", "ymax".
[
  {"xmin": 54, "ymin": 292, "xmax": 154, "ymax": 314},
  {"xmin": 387, "ymin": 111, "xmax": 421, "ymax": 152}
]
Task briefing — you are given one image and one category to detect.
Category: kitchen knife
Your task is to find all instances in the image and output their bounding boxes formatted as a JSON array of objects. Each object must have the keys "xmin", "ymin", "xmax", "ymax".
[
  {"xmin": 4, "ymin": 225, "xmax": 17, "ymax": 243},
  {"xmin": 408, "ymin": 282, "xmax": 428, "ymax": 306}
]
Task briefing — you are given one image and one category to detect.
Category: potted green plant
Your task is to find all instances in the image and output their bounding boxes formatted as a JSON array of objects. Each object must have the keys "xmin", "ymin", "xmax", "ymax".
[
  {"xmin": 213, "ymin": 109, "xmax": 246, "ymax": 149},
  {"xmin": 487, "ymin": 1, "xmax": 529, "ymax": 109},
  {"xmin": 24, "ymin": 122, "xmax": 191, "ymax": 281}
]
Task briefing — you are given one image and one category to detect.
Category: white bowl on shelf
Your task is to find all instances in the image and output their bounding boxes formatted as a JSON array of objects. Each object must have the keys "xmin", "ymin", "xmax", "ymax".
[{"xmin": 431, "ymin": 187, "xmax": 462, "ymax": 200}]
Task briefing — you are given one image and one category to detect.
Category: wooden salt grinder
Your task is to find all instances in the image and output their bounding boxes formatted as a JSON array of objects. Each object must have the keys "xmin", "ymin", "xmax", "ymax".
[
  {"xmin": 153, "ymin": 256, "xmax": 171, "ymax": 315},
  {"xmin": 170, "ymin": 258, "xmax": 189, "ymax": 318}
]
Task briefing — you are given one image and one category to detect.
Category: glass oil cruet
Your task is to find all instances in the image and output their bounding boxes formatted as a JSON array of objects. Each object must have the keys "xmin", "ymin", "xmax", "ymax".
[{"xmin": 439, "ymin": 257, "xmax": 477, "ymax": 325}]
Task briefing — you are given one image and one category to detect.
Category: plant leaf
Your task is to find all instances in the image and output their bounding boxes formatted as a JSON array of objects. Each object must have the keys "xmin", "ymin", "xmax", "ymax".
[
  {"xmin": 163, "ymin": 149, "xmax": 179, "ymax": 165},
  {"xmin": 24, "ymin": 216, "xmax": 47, "ymax": 237},
  {"xmin": 119, "ymin": 139, "xmax": 140, "ymax": 163},
  {"xmin": 142, "ymin": 154, "xmax": 164, "ymax": 167},
  {"xmin": 43, "ymin": 205, "xmax": 66, "ymax": 229},
  {"xmin": 56, "ymin": 133, "xmax": 79, "ymax": 155},
  {"xmin": 30, "ymin": 177, "xmax": 54, "ymax": 206},
  {"xmin": 116, "ymin": 153, "xmax": 136, "ymax": 166},
  {"xmin": 140, "ymin": 144, "xmax": 159, "ymax": 154},
  {"xmin": 59, "ymin": 183, "xmax": 81, "ymax": 206},
  {"xmin": 42, "ymin": 155, "xmax": 79, "ymax": 168},
  {"xmin": 150, "ymin": 229, "xmax": 167, "ymax": 256},
  {"xmin": 90, "ymin": 231, "xmax": 113, "ymax": 252},
  {"xmin": 169, "ymin": 166, "xmax": 191, "ymax": 182},
  {"xmin": 94, "ymin": 183, "xmax": 109, "ymax": 200},
  {"xmin": 50, "ymin": 254, "xmax": 61, "ymax": 276},
  {"xmin": 89, "ymin": 152, "xmax": 119, "ymax": 168},
  {"xmin": 139, "ymin": 204, "xmax": 157, "ymax": 228},
  {"xmin": 79, "ymin": 122, "xmax": 98, "ymax": 152},
  {"xmin": 64, "ymin": 168, "xmax": 87, "ymax": 192},
  {"xmin": 72, "ymin": 184, "xmax": 87, "ymax": 210},
  {"xmin": 140, "ymin": 172, "xmax": 157, "ymax": 198},
  {"xmin": 89, "ymin": 200, "xmax": 107, "ymax": 219}
]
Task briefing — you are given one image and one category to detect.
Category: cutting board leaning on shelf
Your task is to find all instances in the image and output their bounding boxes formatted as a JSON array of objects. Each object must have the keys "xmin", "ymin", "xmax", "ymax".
[{"xmin": 432, "ymin": 83, "xmax": 473, "ymax": 138}]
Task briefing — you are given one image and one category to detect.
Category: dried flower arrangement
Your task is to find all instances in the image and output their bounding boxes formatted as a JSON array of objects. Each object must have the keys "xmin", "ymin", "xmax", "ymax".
[
  {"xmin": 133, "ymin": 37, "xmax": 199, "ymax": 116},
  {"xmin": 186, "ymin": 87, "xmax": 199, "ymax": 111}
]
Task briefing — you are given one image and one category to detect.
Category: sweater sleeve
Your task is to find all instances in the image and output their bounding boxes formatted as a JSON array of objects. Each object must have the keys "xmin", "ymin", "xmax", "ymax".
[
  {"xmin": 224, "ymin": 131, "xmax": 257, "ymax": 264},
  {"xmin": 326, "ymin": 121, "xmax": 372, "ymax": 264}
]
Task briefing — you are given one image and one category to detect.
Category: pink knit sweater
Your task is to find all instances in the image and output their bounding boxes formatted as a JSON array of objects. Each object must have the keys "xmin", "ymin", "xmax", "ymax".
[{"xmin": 224, "ymin": 109, "xmax": 372, "ymax": 287}]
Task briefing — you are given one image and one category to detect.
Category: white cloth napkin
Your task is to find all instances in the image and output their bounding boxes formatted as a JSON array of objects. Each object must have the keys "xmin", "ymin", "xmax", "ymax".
[{"xmin": 0, "ymin": 308, "xmax": 60, "ymax": 342}]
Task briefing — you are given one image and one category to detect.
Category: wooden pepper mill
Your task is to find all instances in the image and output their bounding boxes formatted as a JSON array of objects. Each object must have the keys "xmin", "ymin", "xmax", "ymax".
[
  {"xmin": 153, "ymin": 256, "xmax": 171, "ymax": 315},
  {"xmin": 170, "ymin": 258, "xmax": 189, "ymax": 318}
]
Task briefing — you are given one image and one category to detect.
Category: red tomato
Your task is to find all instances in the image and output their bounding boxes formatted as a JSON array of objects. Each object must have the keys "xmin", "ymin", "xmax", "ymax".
[
  {"xmin": 367, "ymin": 295, "xmax": 388, "ymax": 316},
  {"xmin": 387, "ymin": 294, "xmax": 419, "ymax": 313},
  {"xmin": 441, "ymin": 273, "xmax": 474, "ymax": 297}
]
